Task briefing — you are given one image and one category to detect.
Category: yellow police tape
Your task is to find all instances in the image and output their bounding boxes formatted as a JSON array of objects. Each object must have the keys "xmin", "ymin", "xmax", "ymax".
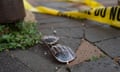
[
  {"xmin": 23, "ymin": 0, "xmax": 38, "ymax": 12},
  {"xmin": 24, "ymin": 0, "xmax": 120, "ymax": 28}
]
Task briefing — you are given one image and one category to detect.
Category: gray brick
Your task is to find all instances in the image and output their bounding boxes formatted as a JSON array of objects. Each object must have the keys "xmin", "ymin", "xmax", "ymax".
[
  {"xmin": 0, "ymin": 52, "xmax": 32, "ymax": 72},
  {"xmin": 10, "ymin": 48, "xmax": 63, "ymax": 72},
  {"xmin": 38, "ymin": 19, "xmax": 83, "ymax": 28},
  {"xmin": 56, "ymin": 66, "xmax": 68, "ymax": 72},
  {"xmin": 95, "ymin": 38, "xmax": 120, "ymax": 57},
  {"xmin": 34, "ymin": 13, "xmax": 56, "ymax": 20},
  {"xmin": 85, "ymin": 25, "xmax": 120, "ymax": 42},
  {"xmin": 41, "ymin": 2, "xmax": 73, "ymax": 9},
  {"xmin": 38, "ymin": 28, "xmax": 54, "ymax": 35},
  {"xmin": 28, "ymin": 45, "xmax": 62, "ymax": 64},
  {"xmin": 36, "ymin": 16, "xmax": 71, "ymax": 24},
  {"xmin": 39, "ymin": 27, "xmax": 83, "ymax": 38},
  {"xmin": 58, "ymin": 37, "xmax": 81, "ymax": 51},
  {"xmin": 84, "ymin": 20, "xmax": 104, "ymax": 28},
  {"xmin": 55, "ymin": 27, "xmax": 83, "ymax": 38},
  {"xmin": 70, "ymin": 57, "xmax": 120, "ymax": 72},
  {"xmin": 97, "ymin": 0, "xmax": 117, "ymax": 6}
]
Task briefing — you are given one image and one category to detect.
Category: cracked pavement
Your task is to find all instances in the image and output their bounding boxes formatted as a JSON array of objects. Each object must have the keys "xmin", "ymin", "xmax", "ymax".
[{"xmin": 0, "ymin": 0, "xmax": 120, "ymax": 72}]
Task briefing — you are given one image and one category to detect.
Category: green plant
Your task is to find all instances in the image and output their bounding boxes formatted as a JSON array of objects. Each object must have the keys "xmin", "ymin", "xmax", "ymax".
[
  {"xmin": 0, "ymin": 21, "xmax": 41, "ymax": 51},
  {"xmin": 87, "ymin": 54, "xmax": 105, "ymax": 62},
  {"xmin": 90, "ymin": 56, "xmax": 99, "ymax": 61}
]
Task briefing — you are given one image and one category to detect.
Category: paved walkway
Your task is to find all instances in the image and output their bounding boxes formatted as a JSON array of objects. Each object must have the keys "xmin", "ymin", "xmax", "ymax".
[{"xmin": 0, "ymin": 0, "xmax": 120, "ymax": 72}]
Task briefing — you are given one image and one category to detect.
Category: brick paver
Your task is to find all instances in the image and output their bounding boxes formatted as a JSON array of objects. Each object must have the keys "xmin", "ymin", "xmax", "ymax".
[
  {"xmin": 95, "ymin": 37, "xmax": 120, "ymax": 57},
  {"xmin": 85, "ymin": 25, "xmax": 120, "ymax": 42},
  {"xmin": 70, "ymin": 57, "xmax": 120, "ymax": 72},
  {"xmin": 0, "ymin": 52, "xmax": 32, "ymax": 72}
]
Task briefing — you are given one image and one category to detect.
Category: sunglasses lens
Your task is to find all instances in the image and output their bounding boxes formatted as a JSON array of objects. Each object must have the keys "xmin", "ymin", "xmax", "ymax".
[
  {"xmin": 42, "ymin": 36, "xmax": 59, "ymax": 45},
  {"xmin": 51, "ymin": 44, "xmax": 76, "ymax": 63}
]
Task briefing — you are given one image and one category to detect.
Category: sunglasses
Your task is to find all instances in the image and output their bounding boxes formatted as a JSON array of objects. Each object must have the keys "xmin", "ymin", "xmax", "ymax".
[{"xmin": 41, "ymin": 35, "xmax": 76, "ymax": 64}]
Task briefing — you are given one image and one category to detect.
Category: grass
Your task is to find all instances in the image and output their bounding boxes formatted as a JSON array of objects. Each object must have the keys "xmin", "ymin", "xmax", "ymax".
[
  {"xmin": 0, "ymin": 21, "xmax": 41, "ymax": 51},
  {"xmin": 90, "ymin": 55, "xmax": 106, "ymax": 61}
]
